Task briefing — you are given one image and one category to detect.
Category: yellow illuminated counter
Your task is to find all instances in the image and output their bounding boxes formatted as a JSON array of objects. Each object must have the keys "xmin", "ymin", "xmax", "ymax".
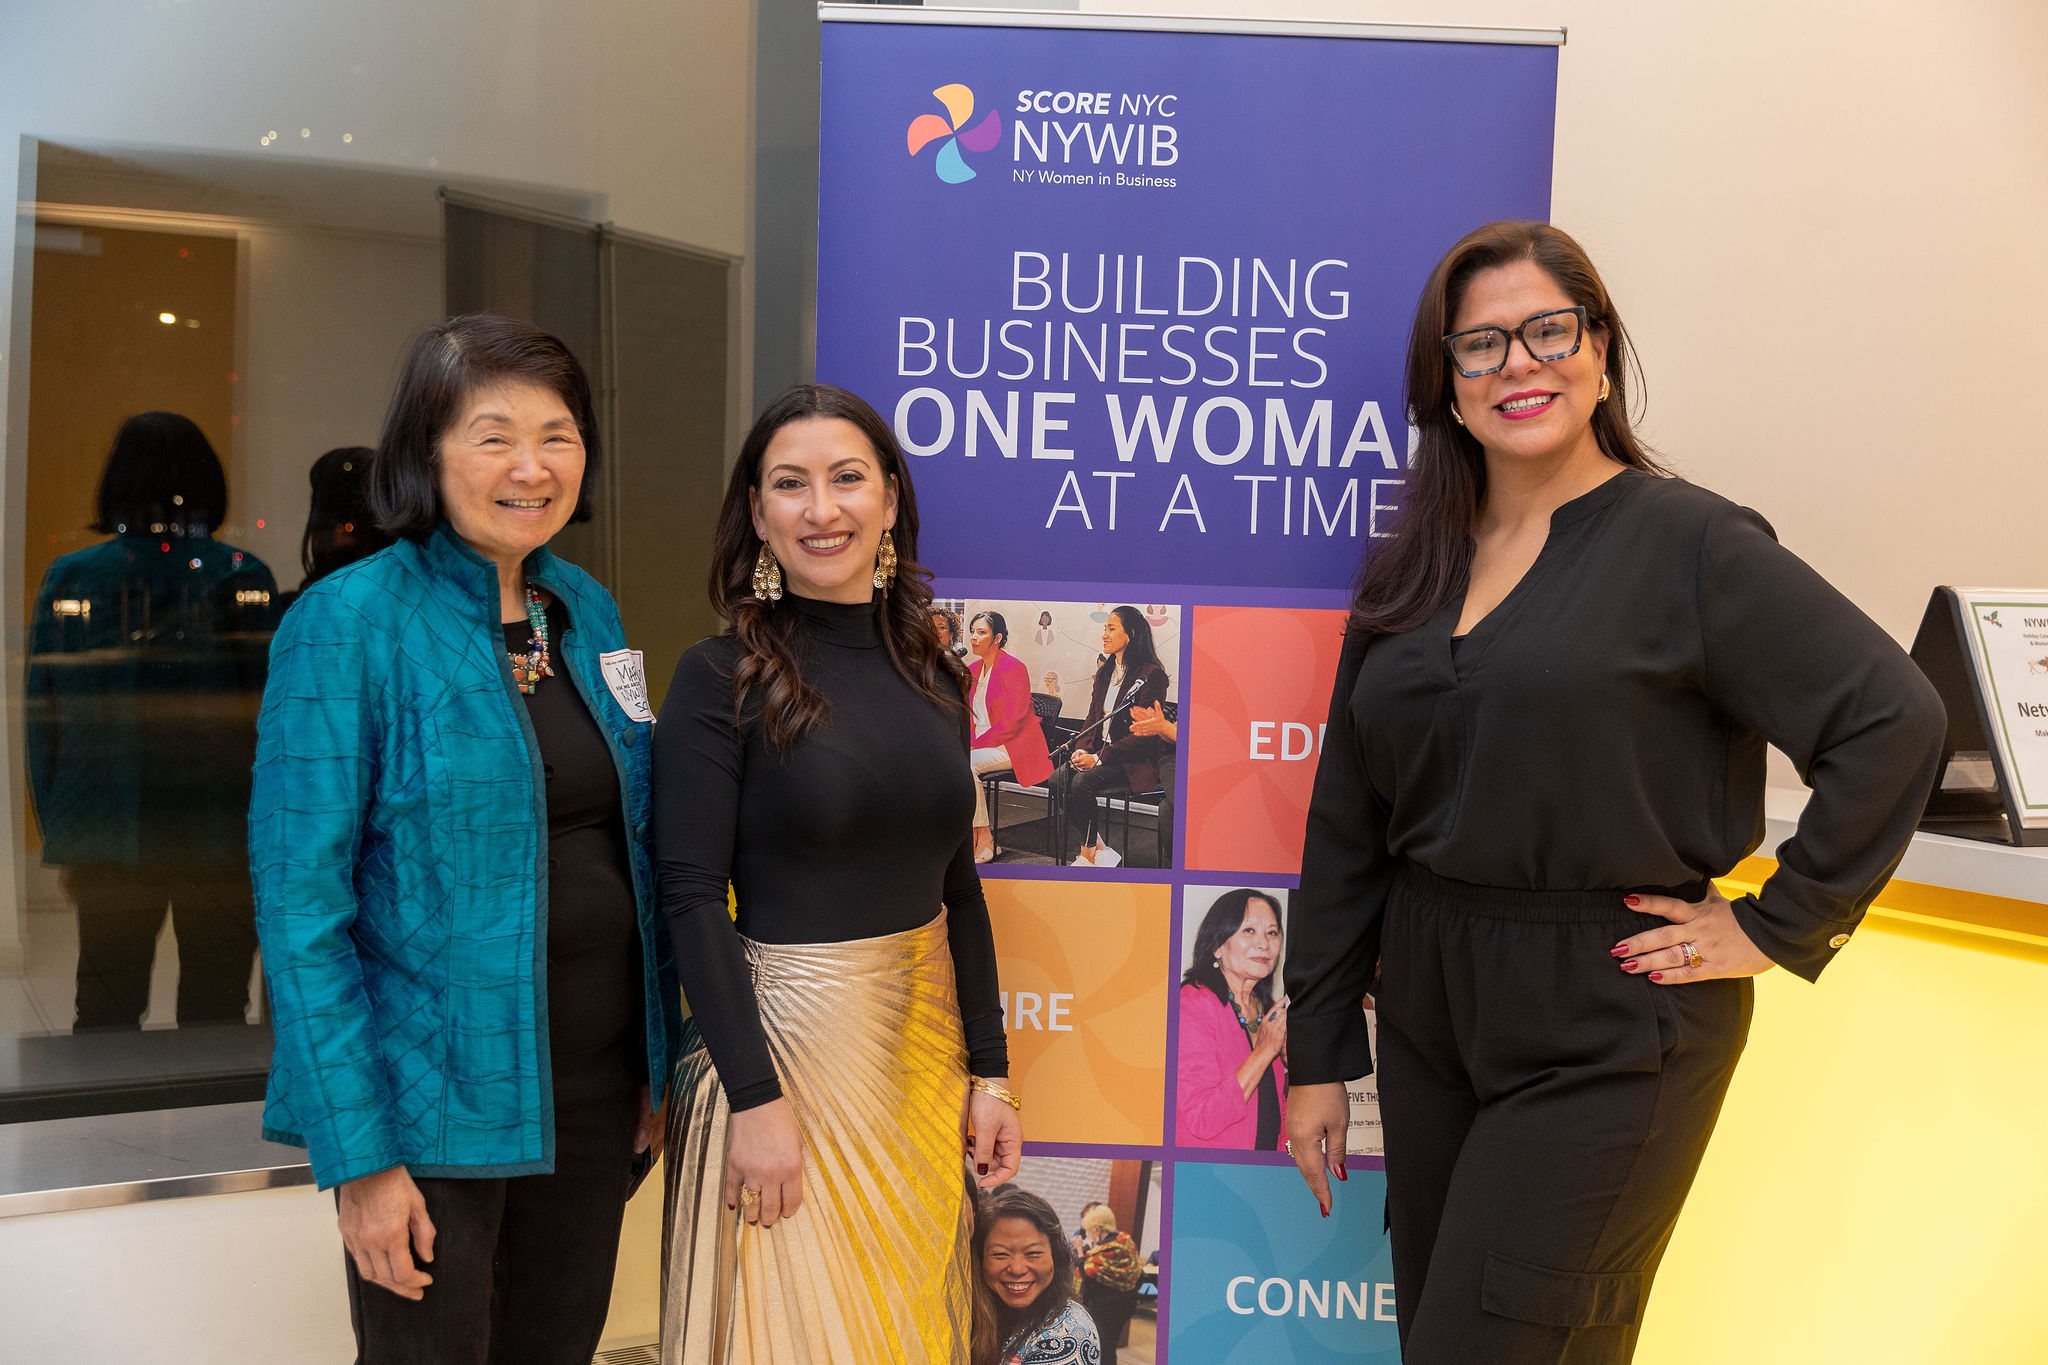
[{"xmin": 1643, "ymin": 790, "xmax": 2048, "ymax": 1364}]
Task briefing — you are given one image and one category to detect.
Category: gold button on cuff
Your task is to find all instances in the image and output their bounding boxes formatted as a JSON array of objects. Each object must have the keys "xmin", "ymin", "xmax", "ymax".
[{"xmin": 1828, "ymin": 933, "xmax": 1851, "ymax": 949}]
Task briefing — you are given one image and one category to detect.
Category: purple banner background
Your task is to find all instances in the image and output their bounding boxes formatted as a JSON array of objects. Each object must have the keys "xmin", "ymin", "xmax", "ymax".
[
  {"xmin": 818, "ymin": 19, "xmax": 1555, "ymax": 590},
  {"xmin": 818, "ymin": 15, "xmax": 1557, "ymax": 1361}
]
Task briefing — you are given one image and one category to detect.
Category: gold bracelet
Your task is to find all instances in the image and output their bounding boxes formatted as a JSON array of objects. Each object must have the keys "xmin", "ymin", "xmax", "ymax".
[{"xmin": 969, "ymin": 1076, "xmax": 1022, "ymax": 1111}]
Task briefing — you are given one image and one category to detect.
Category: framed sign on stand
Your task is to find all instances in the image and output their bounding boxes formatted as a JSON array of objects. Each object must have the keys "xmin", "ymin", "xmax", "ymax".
[{"xmin": 1909, "ymin": 585, "xmax": 2048, "ymax": 847}]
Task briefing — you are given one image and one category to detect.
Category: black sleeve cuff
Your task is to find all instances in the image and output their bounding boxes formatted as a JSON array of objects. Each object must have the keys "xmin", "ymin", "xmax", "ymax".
[
  {"xmin": 1284, "ymin": 1006, "xmax": 1375, "ymax": 1086},
  {"xmin": 725, "ymin": 1077, "xmax": 785, "ymax": 1112},
  {"xmin": 1730, "ymin": 892, "xmax": 1850, "ymax": 984}
]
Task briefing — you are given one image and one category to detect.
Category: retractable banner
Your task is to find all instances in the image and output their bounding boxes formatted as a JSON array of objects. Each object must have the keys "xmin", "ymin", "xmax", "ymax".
[{"xmin": 816, "ymin": 10, "xmax": 1558, "ymax": 1359}]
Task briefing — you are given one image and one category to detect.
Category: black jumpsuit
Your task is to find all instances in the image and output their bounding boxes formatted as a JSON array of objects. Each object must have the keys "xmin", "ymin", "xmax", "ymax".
[{"xmin": 1286, "ymin": 470, "xmax": 1945, "ymax": 1363}]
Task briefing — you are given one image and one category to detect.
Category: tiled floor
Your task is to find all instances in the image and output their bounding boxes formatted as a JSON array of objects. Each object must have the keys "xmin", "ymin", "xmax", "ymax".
[{"xmin": 0, "ymin": 972, "xmax": 48, "ymax": 1035}]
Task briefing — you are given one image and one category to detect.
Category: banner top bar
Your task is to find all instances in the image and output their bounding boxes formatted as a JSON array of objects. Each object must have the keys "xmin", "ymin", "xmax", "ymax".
[{"xmin": 817, "ymin": 5, "xmax": 1565, "ymax": 47}]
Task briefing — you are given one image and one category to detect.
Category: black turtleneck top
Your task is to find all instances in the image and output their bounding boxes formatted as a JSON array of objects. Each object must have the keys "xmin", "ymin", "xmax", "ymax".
[{"xmin": 652, "ymin": 594, "xmax": 1008, "ymax": 1112}]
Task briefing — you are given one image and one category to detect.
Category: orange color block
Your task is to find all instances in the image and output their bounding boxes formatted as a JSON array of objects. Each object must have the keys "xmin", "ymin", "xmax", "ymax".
[
  {"xmin": 1186, "ymin": 605, "xmax": 1349, "ymax": 875},
  {"xmin": 984, "ymin": 878, "xmax": 1169, "ymax": 1145}
]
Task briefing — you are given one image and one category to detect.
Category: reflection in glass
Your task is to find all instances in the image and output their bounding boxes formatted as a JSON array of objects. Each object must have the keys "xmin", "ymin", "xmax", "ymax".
[
  {"xmin": 24, "ymin": 413, "xmax": 278, "ymax": 1032},
  {"xmin": 284, "ymin": 445, "xmax": 392, "ymax": 610}
]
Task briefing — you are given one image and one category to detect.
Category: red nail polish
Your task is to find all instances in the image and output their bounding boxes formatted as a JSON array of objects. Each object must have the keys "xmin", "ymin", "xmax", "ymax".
[
  {"xmin": 1620, "ymin": 960, "xmax": 1637, "ymax": 972},
  {"xmin": 1320, "ymin": 1204, "xmax": 1329, "ymax": 1219},
  {"xmin": 1610, "ymin": 944, "xmax": 1630, "ymax": 956},
  {"xmin": 1336, "ymin": 1166, "xmax": 1347, "ymax": 1181},
  {"xmin": 1624, "ymin": 895, "xmax": 1641, "ymax": 907},
  {"xmin": 1649, "ymin": 971, "xmax": 1664, "ymax": 982},
  {"xmin": 977, "ymin": 1164, "xmax": 988, "ymax": 1176}
]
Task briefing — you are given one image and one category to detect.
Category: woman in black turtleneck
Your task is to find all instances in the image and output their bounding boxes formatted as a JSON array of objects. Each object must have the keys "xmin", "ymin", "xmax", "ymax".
[{"xmin": 652, "ymin": 385, "xmax": 1022, "ymax": 1365}]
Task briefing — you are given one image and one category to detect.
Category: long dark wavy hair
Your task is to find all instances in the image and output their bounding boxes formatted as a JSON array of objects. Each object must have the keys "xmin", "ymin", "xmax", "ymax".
[
  {"xmin": 1351, "ymin": 221, "xmax": 1666, "ymax": 636},
  {"xmin": 971, "ymin": 1187, "xmax": 1080, "ymax": 1365},
  {"xmin": 707, "ymin": 383, "xmax": 966, "ymax": 750},
  {"xmin": 1095, "ymin": 605, "xmax": 1162, "ymax": 685},
  {"xmin": 1181, "ymin": 889, "xmax": 1284, "ymax": 1013}
]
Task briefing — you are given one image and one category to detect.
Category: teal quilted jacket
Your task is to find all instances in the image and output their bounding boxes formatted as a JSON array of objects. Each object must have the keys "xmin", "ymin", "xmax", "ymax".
[{"xmin": 250, "ymin": 523, "xmax": 681, "ymax": 1189}]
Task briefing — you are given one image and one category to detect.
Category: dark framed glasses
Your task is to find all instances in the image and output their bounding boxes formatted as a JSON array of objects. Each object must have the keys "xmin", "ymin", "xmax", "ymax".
[{"xmin": 1442, "ymin": 305, "xmax": 1588, "ymax": 378}]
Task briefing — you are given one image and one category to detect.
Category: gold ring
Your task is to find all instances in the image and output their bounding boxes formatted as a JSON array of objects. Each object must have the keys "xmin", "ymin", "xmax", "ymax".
[
  {"xmin": 738, "ymin": 1185, "xmax": 760, "ymax": 1208},
  {"xmin": 1682, "ymin": 941, "xmax": 1704, "ymax": 970}
]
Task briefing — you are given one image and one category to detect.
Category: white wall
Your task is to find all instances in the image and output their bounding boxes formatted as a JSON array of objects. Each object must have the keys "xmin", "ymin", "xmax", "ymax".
[
  {"xmin": 0, "ymin": 1186, "xmax": 354, "ymax": 1364},
  {"xmin": 240, "ymin": 228, "xmax": 442, "ymax": 588},
  {"xmin": 1086, "ymin": 0, "xmax": 2047, "ymax": 647},
  {"xmin": 0, "ymin": 0, "xmax": 748, "ymax": 256},
  {"xmin": 0, "ymin": 1173, "xmax": 668, "ymax": 1361},
  {"xmin": 0, "ymin": 0, "xmax": 754, "ymax": 581}
]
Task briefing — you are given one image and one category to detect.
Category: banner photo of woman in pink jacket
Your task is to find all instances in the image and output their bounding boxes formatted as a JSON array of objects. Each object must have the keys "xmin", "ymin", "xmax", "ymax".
[
  {"xmin": 1176, "ymin": 886, "xmax": 1290, "ymax": 1151},
  {"xmin": 967, "ymin": 610, "xmax": 1056, "ymax": 863}
]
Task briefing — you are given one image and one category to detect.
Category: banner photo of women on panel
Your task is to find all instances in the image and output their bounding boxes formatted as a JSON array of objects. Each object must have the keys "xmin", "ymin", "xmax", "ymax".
[{"xmin": 962, "ymin": 600, "xmax": 1181, "ymax": 869}]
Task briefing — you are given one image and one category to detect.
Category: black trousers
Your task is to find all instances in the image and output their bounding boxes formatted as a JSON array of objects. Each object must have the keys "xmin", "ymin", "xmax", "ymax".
[
  {"xmin": 1376, "ymin": 864, "xmax": 1751, "ymax": 1365},
  {"xmin": 1080, "ymin": 1281, "xmax": 1139, "ymax": 1365},
  {"xmin": 1051, "ymin": 759, "xmax": 1130, "ymax": 852},
  {"xmin": 66, "ymin": 862, "xmax": 257, "ymax": 1030},
  {"xmin": 345, "ymin": 1087, "xmax": 639, "ymax": 1365}
]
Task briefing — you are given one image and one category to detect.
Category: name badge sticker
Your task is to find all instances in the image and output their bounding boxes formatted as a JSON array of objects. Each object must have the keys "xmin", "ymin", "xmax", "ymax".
[{"xmin": 598, "ymin": 648, "xmax": 655, "ymax": 724}]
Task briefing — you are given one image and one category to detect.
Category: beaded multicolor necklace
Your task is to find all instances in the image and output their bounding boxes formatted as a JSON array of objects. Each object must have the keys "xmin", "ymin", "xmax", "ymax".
[{"xmin": 507, "ymin": 586, "xmax": 554, "ymax": 694}]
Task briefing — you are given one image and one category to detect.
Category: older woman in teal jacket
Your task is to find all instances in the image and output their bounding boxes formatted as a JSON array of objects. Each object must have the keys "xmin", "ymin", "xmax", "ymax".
[{"xmin": 251, "ymin": 315, "xmax": 681, "ymax": 1365}]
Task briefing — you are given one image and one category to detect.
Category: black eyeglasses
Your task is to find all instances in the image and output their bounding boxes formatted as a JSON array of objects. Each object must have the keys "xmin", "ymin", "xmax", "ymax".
[{"xmin": 1441, "ymin": 305, "xmax": 1588, "ymax": 378}]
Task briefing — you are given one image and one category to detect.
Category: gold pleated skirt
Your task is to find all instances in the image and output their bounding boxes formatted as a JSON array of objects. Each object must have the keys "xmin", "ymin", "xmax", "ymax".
[{"xmin": 660, "ymin": 911, "xmax": 972, "ymax": 1365}]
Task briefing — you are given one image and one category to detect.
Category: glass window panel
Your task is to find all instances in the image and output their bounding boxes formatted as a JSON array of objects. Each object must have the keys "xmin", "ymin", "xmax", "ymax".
[{"xmin": 3, "ymin": 111, "xmax": 736, "ymax": 1124}]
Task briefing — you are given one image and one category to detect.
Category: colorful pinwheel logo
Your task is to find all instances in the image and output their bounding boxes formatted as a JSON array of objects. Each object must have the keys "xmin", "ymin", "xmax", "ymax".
[{"xmin": 906, "ymin": 84, "xmax": 1002, "ymax": 184}]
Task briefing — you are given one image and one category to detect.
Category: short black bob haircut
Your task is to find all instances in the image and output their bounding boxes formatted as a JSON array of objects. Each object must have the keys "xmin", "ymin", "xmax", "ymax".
[
  {"xmin": 92, "ymin": 411, "xmax": 229, "ymax": 536},
  {"xmin": 369, "ymin": 314, "xmax": 600, "ymax": 541}
]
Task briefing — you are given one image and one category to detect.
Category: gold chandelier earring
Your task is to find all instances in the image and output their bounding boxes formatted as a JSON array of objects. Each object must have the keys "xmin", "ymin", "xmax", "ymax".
[
  {"xmin": 873, "ymin": 531, "xmax": 898, "ymax": 591},
  {"xmin": 752, "ymin": 544, "xmax": 784, "ymax": 602}
]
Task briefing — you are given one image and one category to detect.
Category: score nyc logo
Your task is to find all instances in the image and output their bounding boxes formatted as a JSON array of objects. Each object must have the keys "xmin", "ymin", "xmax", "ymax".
[
  {"xmin": 906, "ymin": 84, "xmax": 1004, "ymax": 183},
  {"xmin": 905, "ymin": 82, "xmax": 1182, "ymax": 187}
]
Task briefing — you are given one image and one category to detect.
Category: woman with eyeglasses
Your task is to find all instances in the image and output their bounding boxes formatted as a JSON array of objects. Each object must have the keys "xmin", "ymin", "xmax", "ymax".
[{"xmin": 1283, "ymin": 222, "xmax": 1944, "ymax": 1363}]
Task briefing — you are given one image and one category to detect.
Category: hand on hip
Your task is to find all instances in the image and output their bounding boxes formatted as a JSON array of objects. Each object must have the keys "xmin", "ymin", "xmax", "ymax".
[{"xmin": 1613, "ymin": 884, "xmax": 1776, "ymax": 983}]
